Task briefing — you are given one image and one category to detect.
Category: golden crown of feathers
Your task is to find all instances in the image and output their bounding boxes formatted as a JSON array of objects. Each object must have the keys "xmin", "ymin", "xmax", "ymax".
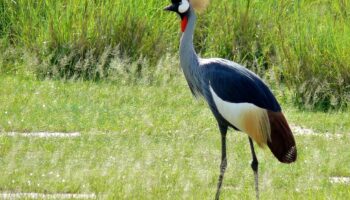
[{"xmin": 190, "ymin": 0, "xmax": 210, "ymax": 12}]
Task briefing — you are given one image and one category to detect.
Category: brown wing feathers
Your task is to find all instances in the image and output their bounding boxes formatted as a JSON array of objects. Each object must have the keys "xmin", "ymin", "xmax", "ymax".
[
  {"xmin": 242, "ymin": 109, "xmax": 297, "ymax": 163},
  {"xmin": 266, "ymin": 111, "xmax": 297, "ymax": 163}
]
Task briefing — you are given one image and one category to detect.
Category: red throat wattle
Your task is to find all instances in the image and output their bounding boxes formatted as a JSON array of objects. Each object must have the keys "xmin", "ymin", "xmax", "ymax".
[{"xmin": 181, "ymin": 16, "xmax": 188, "ymax": 32}]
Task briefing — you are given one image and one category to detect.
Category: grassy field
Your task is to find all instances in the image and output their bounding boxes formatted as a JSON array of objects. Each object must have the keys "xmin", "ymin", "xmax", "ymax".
[{"xmin": 0, "ymin": 75, "xmax": 349, "ymax": 199}]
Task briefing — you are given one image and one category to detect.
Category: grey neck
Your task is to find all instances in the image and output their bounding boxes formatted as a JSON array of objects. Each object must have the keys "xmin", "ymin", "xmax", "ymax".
[
  {"xmin": 179, "ymin": 8, "xmax": 202, "ymax": 96},
  {"xmin": 180, "ymin": 8, "xmax": 198, "ymax": 68}
]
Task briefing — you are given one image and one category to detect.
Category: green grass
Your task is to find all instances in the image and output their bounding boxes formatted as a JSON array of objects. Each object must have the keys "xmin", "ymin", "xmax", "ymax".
[{"xmin": 0, "ymin": 75, "xmax": 349, "ymax": 199}]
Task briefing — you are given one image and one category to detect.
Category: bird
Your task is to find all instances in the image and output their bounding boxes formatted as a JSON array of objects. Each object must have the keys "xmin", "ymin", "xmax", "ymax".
[{"xmin": 164, "ymin": 0, "xmax": 297, "ymax": 199}]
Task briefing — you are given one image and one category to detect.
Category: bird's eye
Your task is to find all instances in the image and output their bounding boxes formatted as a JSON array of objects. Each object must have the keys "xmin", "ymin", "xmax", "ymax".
[{"xmin": 178, "ymin": 0, "xmax": 190, "ymax": 13}]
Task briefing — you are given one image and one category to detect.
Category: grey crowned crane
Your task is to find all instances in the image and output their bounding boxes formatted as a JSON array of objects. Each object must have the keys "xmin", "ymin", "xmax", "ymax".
[{"xmin": 164, "ymin": 0, "xmax": 297, "ymax": 199}]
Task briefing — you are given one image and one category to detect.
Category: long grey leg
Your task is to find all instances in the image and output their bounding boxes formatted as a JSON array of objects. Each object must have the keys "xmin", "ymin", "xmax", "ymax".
[
  {"xmin": 249, "ymin": 137, "xmax": 259, "ymax": 200},
  {"xmin": 215, "ymin": 125, "xmax": 228, "ymax": 200}
]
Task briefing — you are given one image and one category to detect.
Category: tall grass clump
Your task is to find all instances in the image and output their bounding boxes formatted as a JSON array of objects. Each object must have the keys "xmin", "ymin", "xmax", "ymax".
[
  {"xmin": 0, "ymin": 0, "xmax": 179, "ymax": 79},
  {"xmin": 1, "ymin": 0, "xmax": 349, "ymax": 109},
  {"xmin": 36, "ymin": 45, "xmax": 181, "ymax": 84},
  {"xmin": 201, "ymin": 0, "xmax": 350, "ymax": 109},
  {"xmin": 274, "ymin": 0, "xmax": 350, "ymax": 110}
]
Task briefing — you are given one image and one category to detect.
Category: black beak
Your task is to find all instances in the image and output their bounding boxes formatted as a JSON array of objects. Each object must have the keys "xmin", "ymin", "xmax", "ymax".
[{"xmin": 164, "ymin": 4, "xmax": 177, "ymax": 12}]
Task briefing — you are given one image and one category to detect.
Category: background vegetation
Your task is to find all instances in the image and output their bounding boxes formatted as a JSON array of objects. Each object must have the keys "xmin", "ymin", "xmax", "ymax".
[{"xmin": 1, "ymin": 0, "xmax": 350, "ymax": 109}]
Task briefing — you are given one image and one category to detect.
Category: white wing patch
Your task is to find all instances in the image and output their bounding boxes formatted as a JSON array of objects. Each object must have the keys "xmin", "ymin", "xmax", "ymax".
[
  {"xmin": 209, "ymin": 85, "xmax": 271, "ymax": 146},
  {"xmin": 209, "ymin": 85, "xmax": 254, "ymax": 130}
]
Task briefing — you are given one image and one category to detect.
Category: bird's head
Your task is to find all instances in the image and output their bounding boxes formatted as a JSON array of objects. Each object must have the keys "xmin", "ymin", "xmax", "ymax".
[
  {"xmin": 164, "ymin": 0, "xmax": 191, "ymax": 32},
  {"xmin": 164, "ymin": 0, "xmax": 209, "ymax": 32}
]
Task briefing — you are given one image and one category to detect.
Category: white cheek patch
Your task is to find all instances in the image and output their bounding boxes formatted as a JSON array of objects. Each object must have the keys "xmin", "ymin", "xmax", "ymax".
[{"xmin": 178, "ymin": 0, "xmax": 190, "ymax": 13}]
